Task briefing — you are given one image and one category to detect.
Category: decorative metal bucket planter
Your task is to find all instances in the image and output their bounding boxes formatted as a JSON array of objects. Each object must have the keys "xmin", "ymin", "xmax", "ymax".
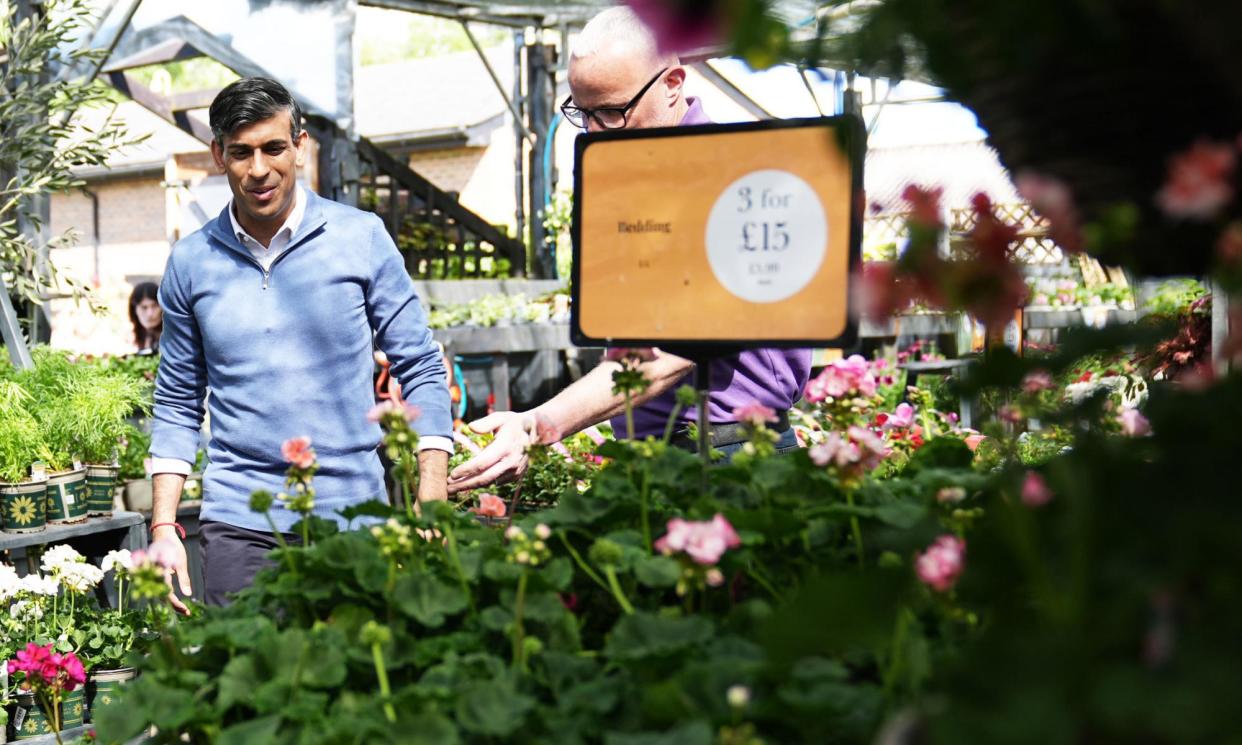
[
  {"xmin": 59, "ymin": 688, "xmax": 85, "ymax": 729},
  {"xmin": 86, "ymin": 666, "xmax": 137, "ymax": 721},
  {"xmin": 85, "ymin": 464, "xmax": 119, "ymax": 516},
  {"xmin": 1, "ymin": 480, "xmax": 47, "ymax": 534},
  {"xmin": 46, "ymin": 468, "xmax": 88, "ymax": 524},
  {"xmin": 9, "ymin": 692, "xmax": 53, "ymax": 740}
]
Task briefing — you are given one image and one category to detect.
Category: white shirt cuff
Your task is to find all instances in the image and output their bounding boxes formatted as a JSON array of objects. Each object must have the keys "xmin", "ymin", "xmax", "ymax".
[
  {"xmin": 417, "ymin": 435, "xmax": 454, "ymax": 454},
  {"xmin": 150, "ymin": 457, "xmax": 194, "ymax": 476}
]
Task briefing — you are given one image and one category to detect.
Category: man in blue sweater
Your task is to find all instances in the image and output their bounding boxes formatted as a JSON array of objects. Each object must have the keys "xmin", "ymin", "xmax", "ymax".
[{"xmin": 149, "ymin": 78, "xmax": 453, "ymax": 610}]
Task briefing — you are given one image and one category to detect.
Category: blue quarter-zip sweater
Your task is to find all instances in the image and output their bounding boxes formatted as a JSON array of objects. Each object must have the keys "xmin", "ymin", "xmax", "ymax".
[{"xmin": 150, "ymin": 190, "xmax": 451, "ymax": 533}]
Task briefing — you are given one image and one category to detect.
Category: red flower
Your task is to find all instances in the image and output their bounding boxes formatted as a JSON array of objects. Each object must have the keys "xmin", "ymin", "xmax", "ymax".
[
  {"xmin": 902, "ymin": 184, "xmax": 945, "ymax": 230},
  {"xmin": 1016, "ymin": 171, "xmax": 1083, "ymax": 254},
  {"xmin": 471, "ymin": 493, "xmax": 507, "ymax": 518},
  {"xmin": 281, "ymin": 436, "xmax": 316, "ymax": 469},
  {"xmin": 1156, "ymin": 139, "xmax": 1235, "ymax": 220}
]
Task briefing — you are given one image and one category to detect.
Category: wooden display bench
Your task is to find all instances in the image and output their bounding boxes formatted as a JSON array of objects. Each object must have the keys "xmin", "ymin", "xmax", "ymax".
[{"xmin": 0, "ymin": 511, "xmax": 148, "ymax": 558}]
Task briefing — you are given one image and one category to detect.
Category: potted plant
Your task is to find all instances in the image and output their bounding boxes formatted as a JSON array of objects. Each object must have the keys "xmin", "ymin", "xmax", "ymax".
[
  {"xmin": 75, "ymin": 551, "xmax": 150, "ymax": 722},
  {"xmin": 17, "ymin": 351, "xmax": 89, "ymax": 525},
  {"xmin": 0, "ymin": 382, "xmax": 51, "ymax": 534},
  {"xmin": 66, "ymin": 369, "xmax": 150, "ymax": 517}
]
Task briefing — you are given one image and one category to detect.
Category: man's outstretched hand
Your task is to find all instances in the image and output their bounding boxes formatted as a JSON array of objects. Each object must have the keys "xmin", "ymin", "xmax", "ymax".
[{"xmin": 447, "ymin": 411, "xmax": 538, "ymax": 494}]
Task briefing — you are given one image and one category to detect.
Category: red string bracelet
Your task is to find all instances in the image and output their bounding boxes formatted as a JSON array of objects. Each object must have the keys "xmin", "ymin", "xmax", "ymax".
[{"xmin": 150, "ymin": 522, "xmax": 186, "ymax": 539}]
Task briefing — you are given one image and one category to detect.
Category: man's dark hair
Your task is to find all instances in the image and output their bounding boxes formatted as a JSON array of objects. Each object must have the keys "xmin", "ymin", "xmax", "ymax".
[{"xmin": 208, "ymin": 77, "xmax": 304, "ymax": 144}]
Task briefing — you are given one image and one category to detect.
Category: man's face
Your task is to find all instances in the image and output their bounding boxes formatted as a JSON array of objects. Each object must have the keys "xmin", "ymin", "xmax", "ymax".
[
  {"xmin": 567, "ymin": 47, "xmax": 682, "ymax": 132},
  {"xmin": 211, "ymin": 111, "xmax": 306, "ymax": 231}
]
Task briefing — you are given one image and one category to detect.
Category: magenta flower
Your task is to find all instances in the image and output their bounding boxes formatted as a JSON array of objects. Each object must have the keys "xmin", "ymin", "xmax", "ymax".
[
  {"xmin": 281, "ymin": 436, "xmax": 316, "ymax": 469},
  {"xmin": 654, "ymin": 514, "xmax": 741, "ymax": 566},
  {"xmin": 1156, "ymin": 139, "xmax": 1235, "ymax": 220},
  {"xmin": 624, "ymin": 0, "xmax": 724, "ymax": 53},
  {"xmin": 733, "ymin": 402, "xmax": 778, "ymax": 427},
  {"xmin": 8, "ymin": 644, "xmax": 86, "ymax": 691},
  {"xmin": 883, "ymin": 403, "xmax": 915, "ymax": 430},
  {"xmin": 916, "ymin": 535, "xmax": 966, "ymax": 592},
  {"xmin": 902, "ymin": 184, "xmax": 945, "ymax": 230},
  {"xmin": 1021, "ymin": 471, "xmax": 1053, "ymax": 507},
  {"xmin": 1118, "ymin": 408, "xmax": 1152, "ymax": 437}
]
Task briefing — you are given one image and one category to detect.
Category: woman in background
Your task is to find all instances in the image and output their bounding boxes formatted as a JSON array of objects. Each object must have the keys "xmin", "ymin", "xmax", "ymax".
[{"xmin": 129, "ymin": 281, "xmax": 162, "ymax": 354}]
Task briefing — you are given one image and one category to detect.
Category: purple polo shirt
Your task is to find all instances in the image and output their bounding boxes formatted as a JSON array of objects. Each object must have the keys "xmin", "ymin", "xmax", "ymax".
[{"xmin": 609, "ymin": 98, "xmax": 813, "ymax": 439}]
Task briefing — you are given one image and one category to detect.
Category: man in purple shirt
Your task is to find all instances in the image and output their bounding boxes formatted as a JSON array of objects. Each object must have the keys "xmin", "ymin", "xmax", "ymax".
[{"xmin": 447, "ymin": 7, "xmax": 810, "ymax": 492}]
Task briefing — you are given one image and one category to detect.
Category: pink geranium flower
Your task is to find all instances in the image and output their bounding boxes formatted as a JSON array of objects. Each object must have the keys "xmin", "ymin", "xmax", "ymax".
[
  {"xmin": 1016, "ymin": 171, "xmax": 1082, "ymax": 253},
  {"xmin": 144, "ymin": 538, "xmax": 182, "ymax": 570},
  {"xmin": 804, "ymin": 355, "xmax": 878, "ymax": 402},
  {"xmin": 654, "ymin": 514, "xmax": 741, "ymax": 566},
  {"xmin": 281, "ymin": 436, "xmax": 316, "ymax": 469},
  {"xmin": 733, "ymin": 402, "xmax": 778, "ymax": 427},
  {"xmin": 581, "ymin": 426, "xmax": 608, "ymax": 446},
  {"xmin": 902, "ymin": 184, "xmax": 945, "ymax": 230},
  {"xmin": 1022, "ymin": 370, "xmax": 1054, "ymax": 393},
  {"xmin": 1118, "ymin": 408, "xmax": 1152, "ymax": 437},
  {"xmin": 1021, "ymin": 471, "xmax": 1053, "ymax": 507},
  {"xmin": 8, "ymin": 644, "xmax": 86, "ymax": 691},
  {"xmin": 1156, "ymin": 140, "xmax": 1235, "ymax": 219},
  {"xmin": 916, "ymin": 535, "xmax": 966, "ymax": 592},
  {"xmin": 883, "ymin": 403, "xmax": 915, "ymax": 430},
  {"xmin": 367, "ymin": 400, "xmax": 421, "ymax": 423},
  {"xmin": 471, "ymin": 493, "xmax": 507, "ymax": 518}
]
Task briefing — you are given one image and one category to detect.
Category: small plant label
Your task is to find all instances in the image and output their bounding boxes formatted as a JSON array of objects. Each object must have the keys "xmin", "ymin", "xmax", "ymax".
[{"xmin": 30, "ymin": 462, "xmax": 47, "ymax": 481}]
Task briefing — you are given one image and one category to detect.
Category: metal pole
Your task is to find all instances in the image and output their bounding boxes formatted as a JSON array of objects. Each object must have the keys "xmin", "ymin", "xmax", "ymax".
[
  {"xmin": 461, "ymin": 21, "xmax": 535, "ymax": 144},
  {"xmin": 0, "ymin": 277, "xmax": 34, "ymax": 369},
  {"xmin": 526, "ymin": 41, "xmax": 554, "ymax": 278},
  {"xmin": 512, "ymin": 28, "xmax": 526, "ymax": 263}
]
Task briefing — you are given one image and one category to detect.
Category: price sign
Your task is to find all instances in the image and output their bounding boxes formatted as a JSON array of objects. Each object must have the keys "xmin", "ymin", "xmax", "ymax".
[{"xmin": 572, "ymin": 115, "xmax": 862, "ymax": 348}]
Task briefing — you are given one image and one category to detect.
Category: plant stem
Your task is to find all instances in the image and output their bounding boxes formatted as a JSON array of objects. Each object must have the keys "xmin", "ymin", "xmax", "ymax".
[
  {"xmin": 661, "ymin": 401, "xmax": 685, "ymax": 444},
  {"xmin": 557, "ymin": 532, "xmax": 610, "ymax": 593},
  {"xmin": 371, "ymin": 641, "xmax": 397, "ymax": 723},
  {"xmin": 603, "ymin": 566, "xmax": 635, "ymax": 615},
  {"xmin": 512, "ymin": 572, "xmax": 529, "ymax": 672},
  {"xmin": 442, "ymin": 522, "xmax": 476, "ymax": 616},
  {"xmin": 845, "ymin": 488, "xmax": 865, "ymax": 568},
  {"xmin": 624, "ymin": 390, "xmax": 635, "ymax": 441},
  {"xmin": 301, "ymin": 514, "xmax": 310, "ymax": 548},
  {"xmin": 745, "ymin": 564, "xmax": 784, "ymax": 602},
  {"xmin": 639, "ymin": 471, "xmax": 651, "ymax": 553}
]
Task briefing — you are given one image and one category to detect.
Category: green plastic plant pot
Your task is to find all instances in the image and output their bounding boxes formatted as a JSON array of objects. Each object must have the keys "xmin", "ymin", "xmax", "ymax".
[
  {"xmin": 86, "ymin": 666, "xmax": 137, "ymax": 721},
  {"xmin": 59, "ymin": 688, "xmax": 85, "ymax": 729},
  {"xmin": 0, "ymin": 480, "xmax": 47, "ymax": 534},
  {"xmin": 9, "ymin": 692, "xmax": 53, "ymax": 740},
  {"xmin": 85, "ymin": 464, "xmax": 118, "ymax": 516},
  {"xmin": 46, "ymin": 468, "xmax": 88, "ymax": 524}
]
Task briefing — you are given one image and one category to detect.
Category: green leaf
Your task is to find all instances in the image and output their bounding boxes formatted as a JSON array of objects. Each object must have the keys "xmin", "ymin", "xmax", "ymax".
[
  {"xmin": 454, "ymin": 680, "xmax": 534, "ymax": 736},
  {"xmin": 336, "ymin": 499, "xmax": 397, "ymax": 523},
  {"xmin": 393, "ymin": 574, "xmax": 469, "ymax": 627},
  {"xmin": 217, "ymin": 715, "xmax": 283, "ymax": 744},
  {"xmin": 603, "ymin": 720, "xmax": 713, "ymax": 745},
  {"xmin": 907, "ymin": 437, "xmax": 974, "ymax": 472},
  {"xmin": 217, "ymin": 654, "xmax": 258, "ymax": 712},
  {"xmin": 634, "ymin": 556, "xmax": 681, "ymax": 588},
  {"xmin": 872, "ymin": 499, "xmax": 928, "ymax": 529},
  {"xmin": 605, "ymin": 612, "xmax": 713, "ymax": 661}
]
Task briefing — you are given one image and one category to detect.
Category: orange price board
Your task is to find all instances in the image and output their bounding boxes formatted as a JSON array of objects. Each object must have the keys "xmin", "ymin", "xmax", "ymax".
[{"xmin": 571, "ymin": 116, "xmax": 864, "ymax": 348}]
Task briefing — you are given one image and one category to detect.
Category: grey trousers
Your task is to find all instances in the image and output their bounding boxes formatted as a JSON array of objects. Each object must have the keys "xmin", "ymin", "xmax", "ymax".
[{"xmin": 200, "ymin": 520, "xmax": 299, "ymax": 606}]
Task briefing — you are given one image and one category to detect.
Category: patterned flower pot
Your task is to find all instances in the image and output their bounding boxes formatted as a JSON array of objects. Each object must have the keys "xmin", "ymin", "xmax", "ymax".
[
  {"xmin": 85, "ymin": 464, "xmax": 118, "ymax": 516},
  {"xmin": 9, "ymin": 692, "xmax": 53, "ymax": 740},
  {"xmin": 1, "ymin": 480, "xmax": 47, "ymax": 534},
  {"xmin": 86, "ymin": 666, "xmax": 137, "ymax": 722},
  {"xmin": 59, "ymin": 687, "xmax": 85, "ymax": 729},
  {"xmin": 46, "ymin": 467, "xmax": 88, "ymax": 524}
]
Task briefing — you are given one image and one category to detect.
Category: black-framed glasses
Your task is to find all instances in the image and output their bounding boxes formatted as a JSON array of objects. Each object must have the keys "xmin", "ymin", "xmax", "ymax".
[{"xmin": 560, "ymin": 67, "xmax": 669, "ymax": 130}]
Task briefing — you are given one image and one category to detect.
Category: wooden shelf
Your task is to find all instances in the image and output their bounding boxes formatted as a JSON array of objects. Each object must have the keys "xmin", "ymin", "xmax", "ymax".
[{"xmin": 0, "ymin": 511, "xmax": 146, "ymax": 552}]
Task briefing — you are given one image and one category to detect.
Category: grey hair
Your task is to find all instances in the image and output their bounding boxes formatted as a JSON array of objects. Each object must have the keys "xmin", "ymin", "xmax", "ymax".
[
  {"xmin": 571, "ymin": 6, "xmax": 674, "ymax": 67},
  {"xmin": 208, "ymin": 77, "xmax": 303, "ymax": 145}
]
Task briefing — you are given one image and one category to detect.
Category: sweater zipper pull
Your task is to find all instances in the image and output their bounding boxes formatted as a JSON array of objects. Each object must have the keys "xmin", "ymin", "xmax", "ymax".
[{"xmin": 262, "ymin": 268, "xmax": 270, "ymax": 290}]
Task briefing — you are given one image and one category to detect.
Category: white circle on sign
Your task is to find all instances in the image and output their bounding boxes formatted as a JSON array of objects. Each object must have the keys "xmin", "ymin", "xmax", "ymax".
[{"xmin": 705, "ymin": 169, "xmax": 828, "ymax": 303}]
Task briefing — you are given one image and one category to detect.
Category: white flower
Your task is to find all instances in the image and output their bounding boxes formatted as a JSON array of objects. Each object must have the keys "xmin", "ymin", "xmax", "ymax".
[
  {"xmin": 534, "ymin": 524, "xmax": 552, "ymax": 541},
  {"xmin": 726, "ymin": 685, "xmax": 751, "ymax": 709},
  {"xmin": 0, "ymin": 563, "xmax": 21, "ymax": 602},
  {"xmin": 100, "ymin": 549, "xmax": 133, "ymax": 574},
  {"xmin": 59, "ymin": 562, "xmax": 105, "ymax": 593},
  {"xmin": 40, "ymin": 544, "xmax": 85, "ymax": 574},
  {"xmin": 9, "ymin": 600, "xmax": 43, "ymax": 621},
  {"xmin": 20, "ymin": 573, "xmax": 58, "ymax": 597}
]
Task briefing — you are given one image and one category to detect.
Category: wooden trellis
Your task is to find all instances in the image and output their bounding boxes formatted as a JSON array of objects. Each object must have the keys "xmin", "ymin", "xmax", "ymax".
[{"xmin": 864, "ymin": 202, "xmax": 1065, "ymax": 265}]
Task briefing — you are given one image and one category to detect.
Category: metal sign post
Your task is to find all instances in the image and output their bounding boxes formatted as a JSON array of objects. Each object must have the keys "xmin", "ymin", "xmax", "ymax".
[{"xmin": 0, "ymin": 276, "xmax": 34, "ymax": 369}]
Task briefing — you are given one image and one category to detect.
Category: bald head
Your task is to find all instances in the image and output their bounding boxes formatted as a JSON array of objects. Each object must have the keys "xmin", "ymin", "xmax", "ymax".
[{"xmin": 566, "ymin": 7, "xmax": 689, "ymax": 131}]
